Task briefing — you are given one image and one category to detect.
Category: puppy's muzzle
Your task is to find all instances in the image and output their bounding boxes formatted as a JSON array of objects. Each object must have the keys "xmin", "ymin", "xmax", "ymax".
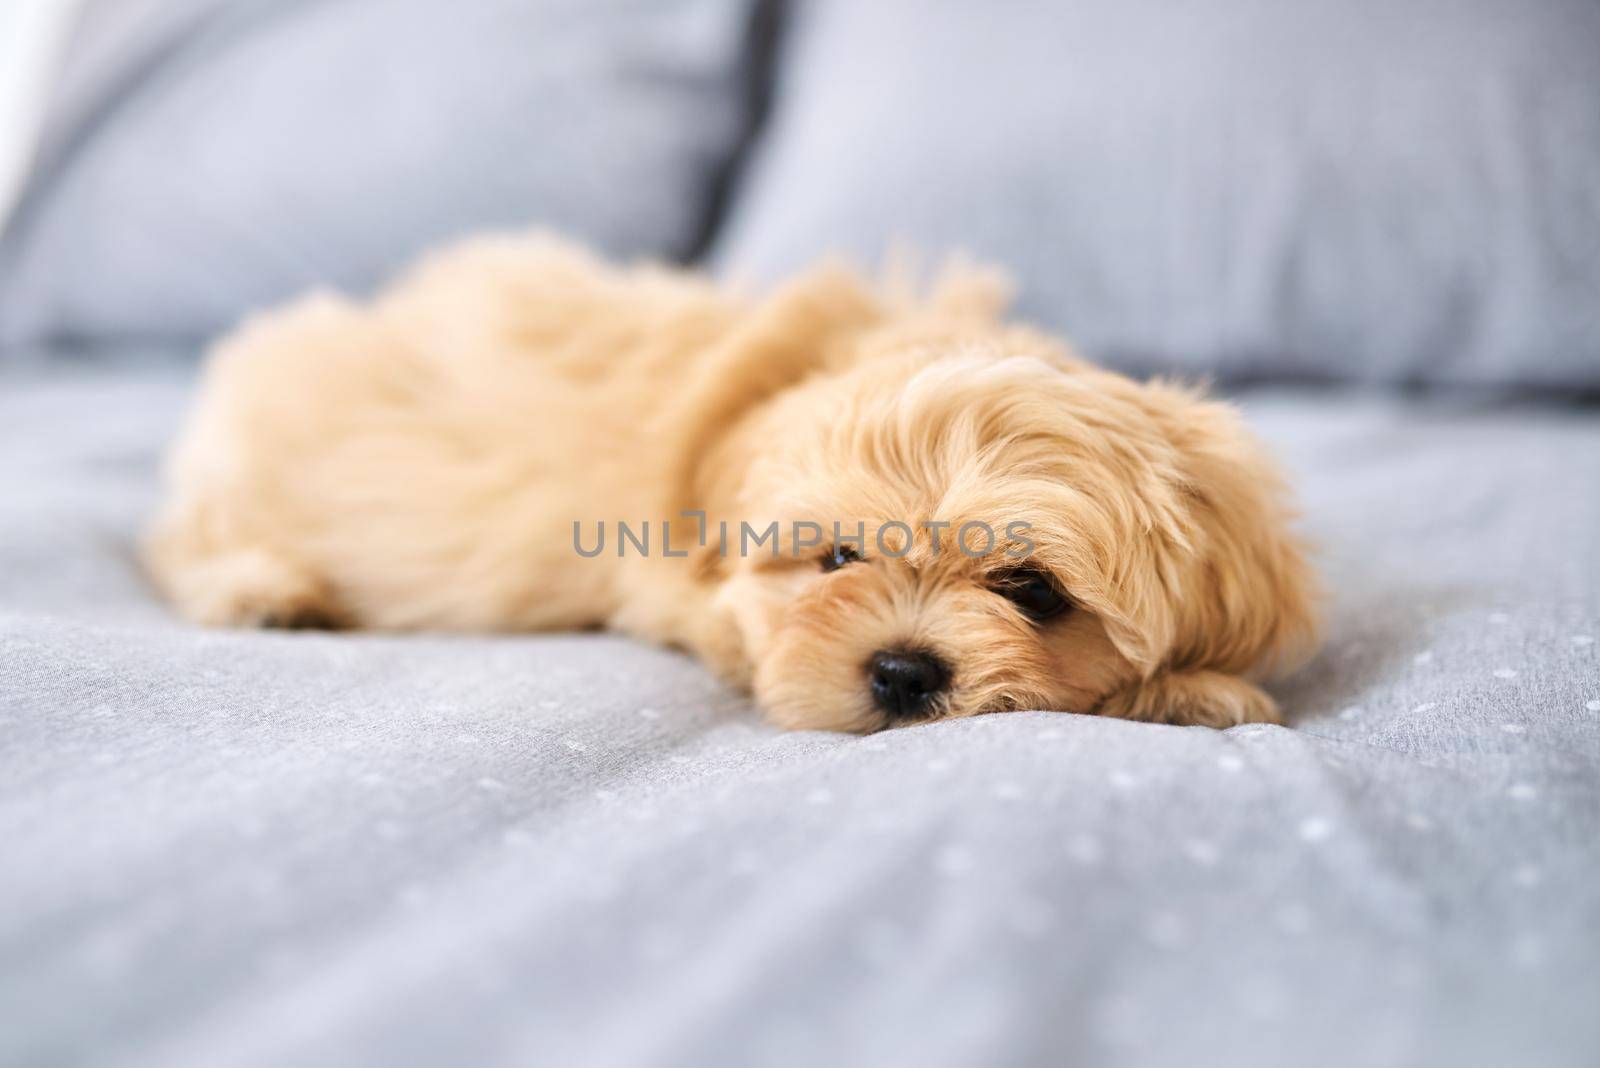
[{"xmin": 867, "ymin": 648, "xmax": 950, "ymax": 721}]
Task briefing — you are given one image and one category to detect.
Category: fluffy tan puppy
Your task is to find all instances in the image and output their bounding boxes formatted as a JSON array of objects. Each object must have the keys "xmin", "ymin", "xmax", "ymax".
[{"xmin": 146, "ymin": 234, "xmax": 1317, "ymax": 733}]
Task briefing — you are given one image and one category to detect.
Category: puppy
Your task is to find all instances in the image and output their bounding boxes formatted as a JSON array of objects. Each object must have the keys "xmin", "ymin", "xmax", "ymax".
[{"xmin": 146, "ymin": 234, "xmax": 1317, "ymax": 732}]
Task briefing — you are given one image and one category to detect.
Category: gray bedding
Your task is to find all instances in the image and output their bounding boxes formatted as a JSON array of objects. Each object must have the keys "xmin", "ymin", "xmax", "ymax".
[
  {"xmin": 0, "ymin": 0, "xmax": 752, "ymax": 350},
  {"xmin": 715, "ymin": 0, "xmax": 1600, "ymax": 392},
  {"xmin": 3, "ymin": 367, "xmax": 1597, "ymax": 1068}
]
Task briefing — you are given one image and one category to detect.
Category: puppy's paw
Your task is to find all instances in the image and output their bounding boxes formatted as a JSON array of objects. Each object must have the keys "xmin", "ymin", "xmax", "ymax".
[
  {"xmin": 1100, "ymin": 670, "xmax": 1281, "ymax": 728},
  {"xmin": 158, "ymin": 547, "xmax": 342, "ymax": 630}
]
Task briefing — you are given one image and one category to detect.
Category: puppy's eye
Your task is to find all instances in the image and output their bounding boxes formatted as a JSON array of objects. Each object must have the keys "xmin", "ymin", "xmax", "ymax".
[
  {"xmin": 991, "ymin": 568, "xmax": 1071, "ymax": 622},
  {"xmin": 820, "ymin": 544, "xmax": 862, "ymax": 572}
]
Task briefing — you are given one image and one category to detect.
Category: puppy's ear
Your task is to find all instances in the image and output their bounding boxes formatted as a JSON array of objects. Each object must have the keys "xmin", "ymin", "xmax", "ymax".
[
  {"xmin": 667, "ymin": 266, "xmax": 884, "ymax": 514},
  {"xmin": 1145, "ymin": 383, "xmax": 1321, "ymax": 679},
  {"xmin": 1090, "ymin": 382, "xmax": 1318, "ymax": 726},
  {"xmin": 661, "ymin": 266, "xmax": 887, "ymax": 589},
  {"xmin": 1100, "ymin": 670, "xmax": 1282, "ymax": 727}
]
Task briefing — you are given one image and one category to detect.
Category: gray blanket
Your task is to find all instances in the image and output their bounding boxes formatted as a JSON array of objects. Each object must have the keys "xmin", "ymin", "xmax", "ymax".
[{"xmin": 3, "ymin": 367, "xmax": 1598, "ymax": 1068}]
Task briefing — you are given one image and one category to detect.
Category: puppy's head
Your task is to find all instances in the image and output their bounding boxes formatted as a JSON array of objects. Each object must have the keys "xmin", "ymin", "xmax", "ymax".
[{"xmin": 708, "ymin": 328, "xmax": 1317, "ymax": 733}]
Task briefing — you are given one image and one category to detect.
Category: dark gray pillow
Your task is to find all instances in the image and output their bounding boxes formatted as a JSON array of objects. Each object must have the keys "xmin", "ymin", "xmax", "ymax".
[
  {"xmin": 715, "ymin": 0, "xmax": 1600, "ymax": 391},
  {"xmin": 0, "ymin": 0, "xmax": 754, "ymax": 353}
]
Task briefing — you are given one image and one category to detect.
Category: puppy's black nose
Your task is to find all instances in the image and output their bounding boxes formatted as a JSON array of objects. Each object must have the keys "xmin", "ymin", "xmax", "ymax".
[{"xmin": 867, "ymin": 648, "xmax": 950, "ymax": 720}]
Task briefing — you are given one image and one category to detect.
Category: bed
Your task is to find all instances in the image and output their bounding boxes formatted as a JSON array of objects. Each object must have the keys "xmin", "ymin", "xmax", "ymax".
[{"xmin": 2, "ymin": 3, "xmax": 1597, "ymax": 1066}]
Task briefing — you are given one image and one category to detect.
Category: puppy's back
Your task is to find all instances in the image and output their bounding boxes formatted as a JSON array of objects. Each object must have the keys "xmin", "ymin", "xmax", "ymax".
[{"xmin": 144, "ymin": 234, "xmax": 739, "ymax": 631}]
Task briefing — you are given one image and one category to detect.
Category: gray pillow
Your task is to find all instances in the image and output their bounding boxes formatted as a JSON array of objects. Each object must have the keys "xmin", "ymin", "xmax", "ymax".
[
  {"xmin": 0, "ymin": 0, "xmax": 753, "ymax": 353},
  {"xmin": 714, "ymin": 0, "xmax": 1600, "ymax": 391}
]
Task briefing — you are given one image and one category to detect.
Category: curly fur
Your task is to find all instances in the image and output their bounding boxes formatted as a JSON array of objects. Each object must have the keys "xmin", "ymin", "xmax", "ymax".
[{"xmin": 145, "ymin": 233, "xmax": 1318, "ymax": 732}]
